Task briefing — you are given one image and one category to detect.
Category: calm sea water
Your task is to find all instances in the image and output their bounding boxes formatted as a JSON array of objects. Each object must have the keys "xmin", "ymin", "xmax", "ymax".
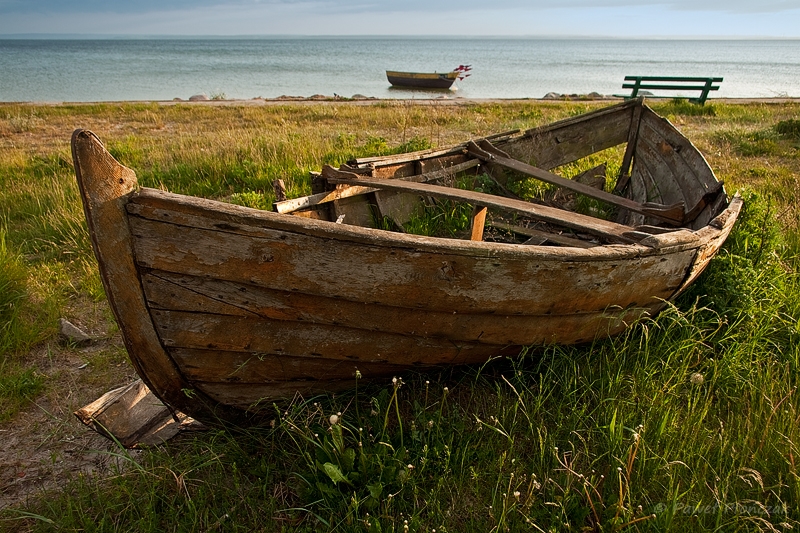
[{"xmin": 0, "ymin": 38, "xmax": 798, "ymax": 102}]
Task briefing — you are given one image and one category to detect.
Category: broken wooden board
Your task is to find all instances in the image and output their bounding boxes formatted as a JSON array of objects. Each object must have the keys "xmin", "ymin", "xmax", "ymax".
[
  {"xmin": 488, "ymin": 221, "xmax": 597, "ymax": 249},
  {"xmin": 75, "ymin": 380, "xmax": 205, "ymax": 448},
  {"xmin": 324, "ymin": 170, "xmax": 647, "ymax": 244},
  {"xmin": 467, "ymin": 140, "xmax": 685, "ymax": 225}
]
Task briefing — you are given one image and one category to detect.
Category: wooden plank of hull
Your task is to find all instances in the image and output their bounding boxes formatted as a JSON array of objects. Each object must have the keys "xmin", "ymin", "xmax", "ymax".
[
  {"xmin": 496, "ymin": 102, "xmax": 635, "ymax": 170},
  {"xmin": 637, "ymin": 108, "xmax": 723, "ymax": 229},
  {"xmin": 634, "ymin": 110, "xmax": 715, "ymax": 208},
  {"xmin": 71, "ymin": 130, "xmax": 235, "ymax": 423},
  {"xmin": 193, "ymin": 381, "xmax": 360, "ymax": 409},
  {"xmin": 152, "ymin": 309, "xmax": 498, "ymax": 365},
  {"xmin": 128, "ymin": 214, "xmax": 697, "ymax": 316},
  {"xmin": 332, "ymin": 194, "xmax": 376, "ymax": 227},
  {"xmin": 672, "ymin": 195, "xmax": 743, "ymax": 296},
  {"xmin": 143, "ymin": 271, "xmax": 653, "ymax": 347},
  {"xmin": 169, "ymin": 348, "xmax": 411, "ymax": 383},
  {"xmin": 353, "ymin": 102, "xmax": 639, "ymax": 179}
]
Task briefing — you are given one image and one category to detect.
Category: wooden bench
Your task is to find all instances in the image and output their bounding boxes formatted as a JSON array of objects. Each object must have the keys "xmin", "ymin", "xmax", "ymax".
[{"xmin": 619, "ymin": 76, "xmax": 723, "ymax": 105}]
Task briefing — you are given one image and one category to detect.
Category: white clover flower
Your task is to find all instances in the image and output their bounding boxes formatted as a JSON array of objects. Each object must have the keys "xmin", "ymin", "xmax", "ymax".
[
  {"xmin": 690, "ymin": 372, "xmax": 704, "ymax": 385},
  {"xmin": 329, "ymin": 414, "xmax": 339, "ymax": 425}
]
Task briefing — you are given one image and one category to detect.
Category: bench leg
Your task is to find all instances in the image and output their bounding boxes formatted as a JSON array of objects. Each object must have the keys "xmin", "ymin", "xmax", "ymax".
[
  {"xmin": 629, "ymin": 78, "xmax": 641, "ymax": 99},
  {"xmin": 696, "ymin": 80, "xmax": 714, "ymax": 105}
]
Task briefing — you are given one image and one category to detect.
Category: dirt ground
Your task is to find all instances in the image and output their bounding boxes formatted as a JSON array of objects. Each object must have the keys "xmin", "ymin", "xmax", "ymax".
[{"xmin": 0, "ymin": 297, "xmax": 139, "ymax": 511}]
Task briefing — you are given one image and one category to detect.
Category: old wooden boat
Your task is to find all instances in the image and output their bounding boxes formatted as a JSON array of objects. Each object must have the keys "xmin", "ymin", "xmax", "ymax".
[
  {"xmin": 72, "ymin": 99, "xmax": 740, "ymax": 422},
  {"xmin": 386, "ymin": 70, "xmax": 459, "ymax": 89}
]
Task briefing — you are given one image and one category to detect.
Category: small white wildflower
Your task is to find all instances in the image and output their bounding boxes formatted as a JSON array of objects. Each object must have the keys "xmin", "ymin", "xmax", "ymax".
[
  {"xmin": 407, "ymin": 464, "xmax": 414, "ymax": 470},
  {"xmin": 690, "ymin": 372, "xmax": 704, "ymax": 385},
  {"xmin": 329, "ymin": 414, "xmax": 339, "ymax": 425},
  {"xmin": 514, "ymin": 491, "xmax": 521, "ymax": 500},
  {"xmin": 392, "ymin": 377, "xmax": 398, "ymax": 384},
  {"xmin": 355, "ymin": 369, "xmax": 362, "ymax": 379},
  {"xmin": 428, "ymin": 420, "xmax": 434, "ymax": 428}
]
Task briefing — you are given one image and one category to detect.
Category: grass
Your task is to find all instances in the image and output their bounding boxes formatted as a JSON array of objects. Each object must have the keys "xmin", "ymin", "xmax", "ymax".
[{"xmin": 1, "ymin": 99, "xmax": 800, "ymax": 531}]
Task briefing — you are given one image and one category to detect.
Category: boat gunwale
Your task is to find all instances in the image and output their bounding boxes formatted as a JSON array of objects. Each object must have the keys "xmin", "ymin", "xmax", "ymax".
[{"xmin": 129, "ymin": 185, "xmax": 740, "ymax": 261}]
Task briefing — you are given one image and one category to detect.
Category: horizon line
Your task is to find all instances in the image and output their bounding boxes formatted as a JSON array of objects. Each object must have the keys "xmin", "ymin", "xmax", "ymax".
[{"xmin": 1, "ymin": 33, "xmax": 799, "ymax": 40}]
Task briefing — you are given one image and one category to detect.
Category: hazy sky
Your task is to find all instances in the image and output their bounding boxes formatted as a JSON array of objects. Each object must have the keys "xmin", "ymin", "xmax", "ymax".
[{"xmin": 1, "ymin": 0, "xmax": 800, "ymax": 37}]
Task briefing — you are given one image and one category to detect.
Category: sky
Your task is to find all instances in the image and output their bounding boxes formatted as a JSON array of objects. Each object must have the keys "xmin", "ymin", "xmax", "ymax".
[{"xmin": 1, "ymin": 0, "xmax": 800, "ymax": 38}]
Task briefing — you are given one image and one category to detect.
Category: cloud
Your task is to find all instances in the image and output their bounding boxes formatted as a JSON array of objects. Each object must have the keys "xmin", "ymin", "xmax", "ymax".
[
  {"xmin": 1, "ymin": 1, "xmax": 798, "ymax": 36},
  {"xmin": 3, "ymin": 0, "xmax": 800, "ymax": 16}
]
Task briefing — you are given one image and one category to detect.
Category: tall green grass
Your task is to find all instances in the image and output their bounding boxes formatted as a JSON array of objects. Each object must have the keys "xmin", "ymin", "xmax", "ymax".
[
  {"xmin": 1, "ymin": 100, "xmax": 800, "ymax": 531},
  {"xmin": 0, "ymin": 230, "xmax": 45, "ymax": 421}
]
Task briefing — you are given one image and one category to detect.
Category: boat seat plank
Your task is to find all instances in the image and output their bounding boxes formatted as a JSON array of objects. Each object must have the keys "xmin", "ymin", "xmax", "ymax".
[
  {"xmin": 467, "ymin": 140, "xmax": 685, "ymax": 225},
  {"xmin": 322, "ymin": 168, "xmax": 642, "ymax": 244},
  {"xmin": 275, "ymin": 159, "xmax": 481, "ymax": 215}
]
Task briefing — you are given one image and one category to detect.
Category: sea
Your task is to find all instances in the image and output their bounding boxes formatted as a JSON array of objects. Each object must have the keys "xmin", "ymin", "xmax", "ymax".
[{"xmin": 0, "ymin": 37, "xmax": 798, "ymax": 102}]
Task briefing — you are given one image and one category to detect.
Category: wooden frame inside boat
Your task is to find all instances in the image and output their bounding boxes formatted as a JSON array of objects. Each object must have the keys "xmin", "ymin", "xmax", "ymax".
[{"xmin": 72, "ymin": 99, "xmax": 741, "ymax": 422}]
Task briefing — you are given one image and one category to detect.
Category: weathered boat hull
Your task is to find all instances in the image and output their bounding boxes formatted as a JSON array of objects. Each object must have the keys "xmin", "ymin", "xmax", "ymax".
[
  {"xmin": 386, "ymin": 70, "xmax": 459, "ymax": 89},
  {"xmin": 72, "ymin": 100, "xmax": 740, "ymax": 422}
]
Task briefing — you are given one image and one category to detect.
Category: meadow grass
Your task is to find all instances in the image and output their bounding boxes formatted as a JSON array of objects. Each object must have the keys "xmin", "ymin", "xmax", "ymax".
[{"xmin": 1, "ymin": 99, "xmax": 799, "ymax": 531}]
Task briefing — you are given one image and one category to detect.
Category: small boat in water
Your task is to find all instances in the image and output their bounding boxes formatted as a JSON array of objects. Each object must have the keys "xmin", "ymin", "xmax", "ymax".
[
  {"xmin": 72, "ymin": 99, "xmax": 740, "ymax": 422},
  {"xmin": 386, "ymin": 70, "xmax": 460, "ymax": 89}
]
